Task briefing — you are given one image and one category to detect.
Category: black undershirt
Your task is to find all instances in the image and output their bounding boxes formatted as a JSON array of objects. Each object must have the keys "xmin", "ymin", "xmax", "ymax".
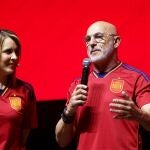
[{"xmin": 0, "ymin": 88, "xmax": 5, "ymax": 95}]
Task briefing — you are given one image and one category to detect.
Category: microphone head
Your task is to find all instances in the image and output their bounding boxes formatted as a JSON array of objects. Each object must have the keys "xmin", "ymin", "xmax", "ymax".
[{"xmin": 82, "ymin": 58, "xmax": 91, "ymax": 67}]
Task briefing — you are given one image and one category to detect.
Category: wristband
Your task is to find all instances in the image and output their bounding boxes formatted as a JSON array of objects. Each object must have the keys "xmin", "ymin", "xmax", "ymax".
[{"xmin": 61, "ymin": 107, "xmax": 75, "ymax": 124}]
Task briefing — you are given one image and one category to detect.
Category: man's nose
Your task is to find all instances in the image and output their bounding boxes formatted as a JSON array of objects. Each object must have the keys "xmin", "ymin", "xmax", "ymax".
[{"xmin": 89, "ymin": 36, "xmax": 97, "ymax": 45}]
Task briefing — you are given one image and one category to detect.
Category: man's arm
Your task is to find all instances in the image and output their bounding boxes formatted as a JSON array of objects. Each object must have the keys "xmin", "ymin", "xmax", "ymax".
[
  {"xmin": 55, "ymin": 84, "xmax": 88, "ymax": 147},
  {"xmin": 55, "ymin": 118, "xmax": 76, "ymax": 148},
  {"xmin": 109, "ymin": 91, "xmax": 150, "ymax": 131},
  {"xmin": 139, "ymin": 103, "xmax": 150, "ymax": 131}
]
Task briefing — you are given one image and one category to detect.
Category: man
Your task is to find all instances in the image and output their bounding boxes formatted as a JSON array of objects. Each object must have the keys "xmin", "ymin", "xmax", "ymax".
[{"xmin": 55, "ymin": 21, "xmax": 150, "ymax": 150}]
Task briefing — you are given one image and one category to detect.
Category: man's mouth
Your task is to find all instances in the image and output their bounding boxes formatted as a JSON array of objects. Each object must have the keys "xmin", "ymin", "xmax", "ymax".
[{"xmin": 90, "ymin": 49, "xmax": 101, "ymax": 54}]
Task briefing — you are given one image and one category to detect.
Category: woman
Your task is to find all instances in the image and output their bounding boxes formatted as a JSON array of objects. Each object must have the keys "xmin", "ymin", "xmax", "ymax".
[{"xmin": 0, "ymin": 29, "xmax": 37, "ymax": 150}]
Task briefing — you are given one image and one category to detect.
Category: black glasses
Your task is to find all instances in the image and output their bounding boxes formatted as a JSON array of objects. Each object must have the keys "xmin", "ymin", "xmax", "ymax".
[{"xmin": 85, "ymin": 32, "xmax": 116, "ymax": 45}]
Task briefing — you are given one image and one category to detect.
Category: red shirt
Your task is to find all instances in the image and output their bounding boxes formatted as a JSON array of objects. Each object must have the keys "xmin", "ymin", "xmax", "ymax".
[
  {"xmin": 0, "ymin": 79, "xmax": 37, "ymax": 150},
  {"xmin": 67, "ymin": 63, "xmax": 150, "ymax": 150}
]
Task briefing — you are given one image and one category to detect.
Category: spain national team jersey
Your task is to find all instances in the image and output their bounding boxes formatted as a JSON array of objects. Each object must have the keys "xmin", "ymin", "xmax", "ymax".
[
  {"xmin": 67, "ymin": 62, "xmax": 150, "ymax": 150},
  {"xmin": 0, "ymin": 79, "xmax": 37, "ymax": 150}
]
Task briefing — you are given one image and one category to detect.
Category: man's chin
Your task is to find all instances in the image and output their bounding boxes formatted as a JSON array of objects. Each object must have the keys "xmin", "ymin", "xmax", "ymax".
[{"xmin": 90, "ymin": 57, "xmax": 104, "ymax": 63}]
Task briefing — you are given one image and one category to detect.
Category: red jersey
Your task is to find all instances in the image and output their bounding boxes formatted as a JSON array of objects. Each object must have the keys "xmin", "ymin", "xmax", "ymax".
[
  {"xmin": 0, "ymin": 79, "xmax": 37, "ymax": 150},
  {"xmin": 67, "ymin": 63, "xmax": 150, "ymax": 150}
]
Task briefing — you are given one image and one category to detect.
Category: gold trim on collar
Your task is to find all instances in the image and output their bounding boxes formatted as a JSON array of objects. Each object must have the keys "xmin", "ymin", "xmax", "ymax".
[
  {"xmin": 93, "ymin": 62, "xmax": 122, "ymax": 78},
  {"xmin": 1, "ymin": 87, "xmax": 8, "ymax": 96}
]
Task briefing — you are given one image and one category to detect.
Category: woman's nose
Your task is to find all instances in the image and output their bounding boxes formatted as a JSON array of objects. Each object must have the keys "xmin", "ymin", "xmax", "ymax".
[{"xmin": 11, "ymin": 52, "xmax": 18, "ymax": 60}]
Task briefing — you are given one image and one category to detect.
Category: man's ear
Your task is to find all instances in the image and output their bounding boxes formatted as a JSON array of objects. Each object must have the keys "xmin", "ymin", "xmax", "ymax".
[{"xmin": 114, "ymin": 36, "xmax": 121, "ymax": 48}]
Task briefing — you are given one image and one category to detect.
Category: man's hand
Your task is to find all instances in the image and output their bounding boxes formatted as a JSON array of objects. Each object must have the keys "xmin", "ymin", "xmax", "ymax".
[
  {"xmin": 109, "ymin": 91, "xmax": 142, "ymax": 121},
  {"xmin": 66, "ymin": 84, "xmax": 88, "ymax": 116}
]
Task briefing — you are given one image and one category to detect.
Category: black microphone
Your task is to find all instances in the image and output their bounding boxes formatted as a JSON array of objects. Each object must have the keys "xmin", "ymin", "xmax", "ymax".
[{"xmin": 81, "ymin": 58, "xmax": 91, "ymax": 85}]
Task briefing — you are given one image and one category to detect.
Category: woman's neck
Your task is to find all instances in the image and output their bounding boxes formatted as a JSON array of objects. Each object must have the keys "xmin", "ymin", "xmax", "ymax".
[{"xmin": 0, "ymin": 76, "xmax": 7, "ymax": 90}]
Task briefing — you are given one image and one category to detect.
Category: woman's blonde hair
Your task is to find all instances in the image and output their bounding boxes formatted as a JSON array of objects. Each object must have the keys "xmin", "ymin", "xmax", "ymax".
[
  {"xmin": 0, "ymin": 29, "xmax": 21, "ymax": 55},
  {"xmin": 0, "ymin": 29, "xmax": 21, "ymax": 87}
]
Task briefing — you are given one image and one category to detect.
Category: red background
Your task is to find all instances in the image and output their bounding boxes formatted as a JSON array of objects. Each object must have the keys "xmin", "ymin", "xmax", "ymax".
[{"xmin": 1, "ymin": 0, "xmax": 150, "ymax": 100}]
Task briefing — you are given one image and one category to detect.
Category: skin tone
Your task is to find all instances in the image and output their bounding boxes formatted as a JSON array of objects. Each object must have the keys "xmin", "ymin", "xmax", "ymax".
[
  {"xmin": 86, "ymin": 21, "xmax": 120, "ymax": 72},
  {"xmin": 55, "ymin": 21, "xmax": 150, "ymax": 147},
  {"xmin": 0, "ymin": 37, "xmax": 19, "ymax": 88}
]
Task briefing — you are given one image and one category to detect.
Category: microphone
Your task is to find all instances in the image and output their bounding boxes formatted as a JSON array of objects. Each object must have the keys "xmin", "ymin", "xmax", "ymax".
[{"xmin": 81, "ymin": 58, "xmax": 91, "ymax": 85}]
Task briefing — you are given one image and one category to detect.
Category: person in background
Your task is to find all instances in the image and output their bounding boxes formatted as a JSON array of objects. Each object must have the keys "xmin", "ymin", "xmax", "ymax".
[
  {"xmin": 55, "ymin": 21, "xmax": 150, "ymax": 150},
  {"xmin": 0, "ymin": 29, "xmax": 37, "ymax": 150}
]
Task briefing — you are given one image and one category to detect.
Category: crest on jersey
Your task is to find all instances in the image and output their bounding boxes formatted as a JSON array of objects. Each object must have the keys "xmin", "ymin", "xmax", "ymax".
[
  {"xmin": 9, "ymin": 96, "xmax": 22, "ymax": 111},
  {"xmin": 110, "ymin": 79, "xmax": 124, "ymax": 93}
]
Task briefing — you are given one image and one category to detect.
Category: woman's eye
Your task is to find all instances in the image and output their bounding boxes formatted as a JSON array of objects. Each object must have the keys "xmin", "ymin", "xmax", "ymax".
[{"xmin": 3, "ymin": 48, "xmax": 13, "ymax": 54}]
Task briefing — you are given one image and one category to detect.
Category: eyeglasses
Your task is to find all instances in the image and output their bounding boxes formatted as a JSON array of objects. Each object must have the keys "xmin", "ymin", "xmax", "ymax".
[{"xmin": 85, "ymin": 32, "xmax": 116, "ymax": 45}]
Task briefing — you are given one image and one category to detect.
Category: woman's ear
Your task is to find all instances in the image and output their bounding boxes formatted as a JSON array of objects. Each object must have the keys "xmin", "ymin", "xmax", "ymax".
[{"xmin": 114, "ymin": 36, "xmax": 121, "ymax": 48}]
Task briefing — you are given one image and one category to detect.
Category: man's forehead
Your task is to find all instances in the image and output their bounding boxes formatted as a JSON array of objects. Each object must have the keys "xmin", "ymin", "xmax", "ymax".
[
  {"xmin": 87, "ymin": 25, "xmax": 109, "ymax": 35},
  {"xmin": 86, "ymin": 22, "xmax": 117, "ymax": 35}
]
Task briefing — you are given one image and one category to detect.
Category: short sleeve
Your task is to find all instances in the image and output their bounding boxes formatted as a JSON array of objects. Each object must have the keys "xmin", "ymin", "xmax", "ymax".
[
  {"xmin": 136, "ymin": 75, "xmax": 150, "ymax": 108},
  {"xmin": 21, "ymin": 85, "xmax": 38, "ymax": 129}
]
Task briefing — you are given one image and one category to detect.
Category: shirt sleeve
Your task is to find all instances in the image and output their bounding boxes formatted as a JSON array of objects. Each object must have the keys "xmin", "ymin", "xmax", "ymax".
[
  {"xmin": 22, "ymin": 85, "xmax": 38, "ymax": 129},
  {"xmin": 135, "ymin": 74, "xmax": 150, "ymax": 108}
]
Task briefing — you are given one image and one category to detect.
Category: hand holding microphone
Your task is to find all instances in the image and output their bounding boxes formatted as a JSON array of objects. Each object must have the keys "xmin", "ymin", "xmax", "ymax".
[{"xmin": 65, "ymin": 58, "xmax": 91, "ymax": 116}]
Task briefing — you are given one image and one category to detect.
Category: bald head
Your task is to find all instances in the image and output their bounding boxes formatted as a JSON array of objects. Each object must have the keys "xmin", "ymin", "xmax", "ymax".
[
  {"xmin": 86, "ymin": 21, "xmax": 118, "ymax": 36},
  {"xmin": 85, "ymin": 21, "xmax": 121, "ymax": 68}
]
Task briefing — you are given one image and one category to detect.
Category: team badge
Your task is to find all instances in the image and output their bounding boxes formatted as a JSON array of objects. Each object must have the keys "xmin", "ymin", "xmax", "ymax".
[
  {"xmin": 110, "ymin": 79, "xmax": 124, "ymax": 93},
  {"xmin": 9, "ymin": 96, "xmax": 22, "ymax": 111}
]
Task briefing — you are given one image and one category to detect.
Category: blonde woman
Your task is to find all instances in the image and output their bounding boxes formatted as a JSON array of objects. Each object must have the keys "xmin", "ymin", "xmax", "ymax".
[{"xmin": 0, "ymin": 29, "xmax": 37, "ymax": 150}]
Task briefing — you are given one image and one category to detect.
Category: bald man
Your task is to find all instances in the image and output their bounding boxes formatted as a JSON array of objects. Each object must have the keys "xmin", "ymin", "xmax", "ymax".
[{"xmin": 55, "ymin": 21, "xmax": 150, "ymax": 150}]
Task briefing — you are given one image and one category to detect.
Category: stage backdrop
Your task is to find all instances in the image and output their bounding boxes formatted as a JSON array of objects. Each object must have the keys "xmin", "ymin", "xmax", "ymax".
[{"xmin": 0, "ymin": 0, "xmax": 150, "ymax": 100}]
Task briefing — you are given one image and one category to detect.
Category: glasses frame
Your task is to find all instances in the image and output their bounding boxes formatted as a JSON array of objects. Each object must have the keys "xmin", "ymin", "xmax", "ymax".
[{"xmin": 85, "ymin": 32, "xmax": 117, "ymax": 46}]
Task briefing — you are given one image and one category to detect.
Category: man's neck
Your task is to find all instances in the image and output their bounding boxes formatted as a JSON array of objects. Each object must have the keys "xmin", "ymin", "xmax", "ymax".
[{"xmin": 93, "ymin": 59, "xmax": 121, "ymax": 73}]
